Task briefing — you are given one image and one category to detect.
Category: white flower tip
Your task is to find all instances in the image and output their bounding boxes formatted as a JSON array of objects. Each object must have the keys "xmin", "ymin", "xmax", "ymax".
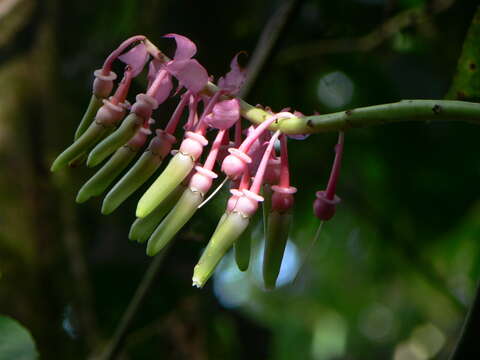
[{"xmin": 192, "ymin": 277, "xmax": 204, "ymax": 288}]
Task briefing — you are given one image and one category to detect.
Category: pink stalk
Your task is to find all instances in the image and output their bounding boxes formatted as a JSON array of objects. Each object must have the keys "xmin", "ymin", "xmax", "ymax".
[
  {"xmin": 194, "ymin": 91, "xmax": 223, "ymax": 134},
  {"xmin": 278, "ymin": 135, "xmax": 290, "ymax": 188},
  {"xmin": 234, "ymin": 119, "xmax": 242, "ymax": 147},
  {"xmin": 110, "ymin": 68, "xmax": 133, "ymax": 105},
  {"xmin": 249, "ymin": 131, "xmax": 281, "ymax": 195},
  {"xmin": 146, "ymin": 70, "xmax": 168, "ymax": 97},
  {"xmin": 222, "ymin": 130, "xmax": 230, "ymax": 146},
  {"xmin": 184, "ymin": 95, "xmax": 200, "ymax": 130},
  {"xmin": 238, "ymin": 168, "xmax": 250, "ymax": 190},
  {"xmin": 192, "ymin": 129, "xmax": 228, "ymax": 208},
  {"xmin": 238, "ymin": 115, "xmax": 278, "ymax": 153},
  {"xmin": 325, "ymin": 132, "xmax": 344, "ymax": 200},
  {"xmin": 226, "ymin": 168, "xmax": 250, "ymax": 212},
  {"xmin": 203, "ymin": 130, "xmax": 226, "ymax": 171},
  {"xmin": 164, "ymin": 91, "xmax": 191, "ymax": 134},
  {"xmin": 102, "ymin": 35, "xmax": 146, "ymax": 75},
  {"xmin": 189, "ymin": 129, "xmax": 227, "ymax": 203}
]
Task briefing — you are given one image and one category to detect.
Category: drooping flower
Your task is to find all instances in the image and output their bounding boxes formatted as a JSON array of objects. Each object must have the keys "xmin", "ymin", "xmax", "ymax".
[
  {"xmin": 192, "ymin": 129, "xmax": 281, "ymax": 288},
  {"xmin": 135, "ymin": 94, "xmax": 215, "ymax": 218},
  {"xmin": 51, "ymin": 34, "xmax": 348, "ymax": 294},
  {"xmin": 146, "ymin": 129, "xmax": 227, "ymax": 256},
  {"xmin": 72, "ymin": 35, "xmax": 146, "ymax": 141},
  {"xmin": 50, "ymin": 67, "xmax": 133, "ymax": 172},
  {"xmin": 76, "ymin": 125, "xmax": 152, "ymax": 203},
  {"xmin": 135, "ymin": 51, "xmax": 245, "ymax": 218},
  {"xmin": 314, "ymin": 132, "xmax": 344, "ymax": 221},
  {"xmin": 263, "ymin": 134, "xmax": 297, "ymax": 289},
  {"xmin": 221, "ymin": 112, "xmax": 294, "ymax": 179}
]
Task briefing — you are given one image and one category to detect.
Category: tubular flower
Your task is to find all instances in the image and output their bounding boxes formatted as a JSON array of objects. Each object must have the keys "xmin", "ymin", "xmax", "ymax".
[
  {"xmin": 51, "ymin": 34, "xmax": 347, "ymax": 291},
  {"xmin": 146, "ymin": 129, "xmax": 227, "ymax": 256},
  {"xmin": 263, "ymin": 134, "xmax": 297, "ymax": 289},
  {"xmin": 314, "ymin": 132, "xmax": 344, "ymax": 221},
  {"xmin": 192, "ymin": 129, "xmax": 281, "ymax": 288},
  {"xmin": 73, "ymin": 35, "xmax": 146, "ymax": 141}
]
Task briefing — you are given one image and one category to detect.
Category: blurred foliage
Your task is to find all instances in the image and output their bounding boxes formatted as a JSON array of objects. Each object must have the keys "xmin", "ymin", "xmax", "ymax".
[
  {"xmin": 1, "ymin": 0, "xmax": 480, "ymax": 359},
  {"xmin": 0, "ymin": 315, "xmax": 38, "ymax": 360},
  {"xmin": 446, "ymin": 6, "xmax": 480, "ymax": 101}
]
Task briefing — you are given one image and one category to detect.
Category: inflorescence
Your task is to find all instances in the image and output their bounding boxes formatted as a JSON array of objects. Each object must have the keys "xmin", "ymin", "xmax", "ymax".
[{"xmin": 51, "ymin": 34, "xmax": 345, "ymax": 289}]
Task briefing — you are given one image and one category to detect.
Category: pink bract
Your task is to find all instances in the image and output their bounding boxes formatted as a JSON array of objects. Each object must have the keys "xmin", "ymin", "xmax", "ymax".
[
  {"xmin": 118, "ymin": 43, "xmax": 149, "ymax": 77},
  {"xmin": 166, "ymin": 59, "xmax": 209, "ymax": 94},
  {"xmin": 164, "ymin": 33, "xmax": 197, "ymax": 60},
  {"xmin": 206, "ymin": 99, "xmax": 240, "ymax": 130},
  {"xmin": 218, "ymin": 52, "xmax": 247, "ymax": 94}
]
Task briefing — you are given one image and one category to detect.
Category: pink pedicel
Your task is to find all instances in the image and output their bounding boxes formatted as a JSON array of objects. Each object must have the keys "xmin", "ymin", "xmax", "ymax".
[
  {"xmin": 165, "ymin": 91, "xmax": 191, "ymax": 134},
  {"xmin": 221, "ymin": 112, "xmax": 295, "ymax": 179},
  {"xmin": 101, "ymin": 35, "xmax": 147, "ymax": 75},
  {"xmin": 188, "ymin": 130, "xmax": 226, "ymax": 194},
  {"xmin": 215, "ymin": 137, "xmax": 232, "ymax": 166},
  {"xmin": 313, "ymin": 132, "xmax": 344, "ymax": 221},
  {"xmin": 232, "ymin": 131, "xmax": 281, "ymax": 217},
  {"xmin": 93, "ymin": 35, "xmax": 147, "ymax": 98},
  {"xmin": 246, "ymin": 125, "xmax": 269, "ymax": 175},
  {"xmin": 175, "ymin": 90, "xmax": 222, "ymax": 161},
  {"xmin": 271, "ymin": 134, "xmax": 297, "ymax": 213},
  {"xmin": 225, "ymin": 169, "xmax": 250, "ymax": 213},
  {"xmin": 183, "ymin": 94, "xmax": 200, "ymax": 131},
  {"xmin": 263, "ymin": 157, "xmax": 281, "ymax": 185},
  {"xmin": 146, "ymin": 69, "xmax": 173, "ymax": 105}
]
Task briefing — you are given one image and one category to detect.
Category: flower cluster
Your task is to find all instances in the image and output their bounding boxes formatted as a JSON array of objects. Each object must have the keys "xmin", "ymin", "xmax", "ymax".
[{"xmin": 51, "ymin": 35, "xmax": 345, "ymax": 289}]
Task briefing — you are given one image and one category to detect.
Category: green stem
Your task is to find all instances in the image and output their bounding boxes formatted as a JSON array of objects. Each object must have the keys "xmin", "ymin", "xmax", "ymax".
[
  {"xmin": 235, "ymin": 98, "xmax": 480, "ymax": 134},
  {"xmin": 204, "ymin": 79, "xmax": 480, "ymax": 133}
]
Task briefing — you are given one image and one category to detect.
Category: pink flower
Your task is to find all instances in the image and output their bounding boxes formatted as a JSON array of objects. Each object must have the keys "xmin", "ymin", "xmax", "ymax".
[
  {"xmin": 52, "ymin": 33, "xmax": 349, "ymax": 291},
  {"xmin": 313, "ymin": 132, "xmax": 344, "ymax": 221},
  {"xmin": 217, "ymin": 52, "xmax": 247, "ymax": 95},
  {"xmin": 205, "ymin": 98, "xmax": 240, "ymax": 130}
]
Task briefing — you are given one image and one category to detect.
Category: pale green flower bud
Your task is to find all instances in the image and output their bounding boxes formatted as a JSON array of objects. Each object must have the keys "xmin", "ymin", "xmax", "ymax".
[
  {"xmin": 74, "ymin": 95, "xmax": 104, "ymax": 141},
  {"xmin": 192, "ymin": 212, "xmax": 250, "ymax": 288},
  {"xmin": 76, "ymin": 145, "xmax": 139, "ymax": 203},
  {"xmin": 87, "ymin": 113, "xmax": 143, "ymax": 167},
  {"xmin": 128, "ymin": 184, "xmax": 185, "ymax": 243},
  {"xmin": 101, "ymin": 131, "xmax": 175, "ymax": 214},
  {"xmin": 51, "ymin": 121, "xmax": 111, "ymax": 172},
  {"xmin": 263, "ymin": 211, "xmax": 293, "ymax": 290},
  {"xmin": 136, "ymin": 152, "xmax": 195, "ymax": 218},
  {"xmin": 234, "ymin": 213, "xmax": 259, "ymax": 272},
  {"xmin": 146, "ymin": 188, "xmax": 203, "ymax": 256}
]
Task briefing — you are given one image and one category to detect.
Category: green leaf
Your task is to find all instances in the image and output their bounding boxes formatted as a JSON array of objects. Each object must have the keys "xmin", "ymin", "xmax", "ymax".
[
  {"xmin": 446, "ymin": 7, "xmax": 480, "ymax": 101},
  {"xmin": 0, "ymin": 315, "xmax": 38, "ymax": 360}
]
